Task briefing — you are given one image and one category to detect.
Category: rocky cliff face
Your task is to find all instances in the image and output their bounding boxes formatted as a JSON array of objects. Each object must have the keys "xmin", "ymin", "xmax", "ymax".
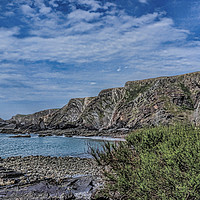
[
  {"xmin": 5, "ymin": 71, "xmax": 200, "ymax": 134},
  {"xmin": 110, "ymin": 74, "xmax": 199, "ymax": 129},
  {"xmin": 78, "ymin": 87, "xmax": 124, "ymax": 130},
  {"xmin": 8, "ymin": 109, "xmax": 58, "ymax": 131},
  {"xmin": 47, "ymin": 97, "xmax": 95, "ymax": 129}
]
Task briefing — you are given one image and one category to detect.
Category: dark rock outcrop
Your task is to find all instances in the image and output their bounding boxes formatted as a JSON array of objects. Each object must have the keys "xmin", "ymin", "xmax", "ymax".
[
  {"xmin": 47, "ymin": 97, "xmax": 95, "ymax": 129},
  {"xmin": 0, "ymin": 156, "xmax": 102, "ymax": 199},
  {"xmin": 0, "ymin": 118, "xmax": 17, "ymax": 134},
  {"xmin": 0, "ymin": 176, "xmax": 99, "ymax": 200},
  {"xmin": 7, "ymin": 109, "xmax": 58, "ymax": 132},
  {"xmin": 3, "ymin": 71, "xmax": 200, "ymax": 135},
  {"xmin": 9, "ymin": 135, "xmax": 31, "ymax": 138}
]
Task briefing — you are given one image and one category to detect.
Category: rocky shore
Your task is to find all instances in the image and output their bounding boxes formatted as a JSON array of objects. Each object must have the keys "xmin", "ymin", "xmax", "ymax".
[
  {"xmin": 0, "ymin": 126, "xmax": 130, "ymax": 138},
  {"xmin": 0, "ymin": 156, "xmax": 103, "ymax": 199}
]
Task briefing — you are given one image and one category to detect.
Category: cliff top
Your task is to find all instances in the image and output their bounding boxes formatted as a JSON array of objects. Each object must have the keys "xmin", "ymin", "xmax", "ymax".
[{"xmin": 125, "ymin": 71, "xmax": 200, "ymax": 86}]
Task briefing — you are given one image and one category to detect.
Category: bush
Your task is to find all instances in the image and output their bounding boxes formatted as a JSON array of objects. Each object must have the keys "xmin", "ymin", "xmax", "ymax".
[{"xmin": 91, "ymin": 125, "xmax": 200, "ymax": 200}]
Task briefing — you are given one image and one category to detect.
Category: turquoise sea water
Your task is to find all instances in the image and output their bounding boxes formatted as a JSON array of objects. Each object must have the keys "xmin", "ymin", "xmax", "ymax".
[{"xmin": 0, "ymin": 133, "xmax": 109, "ymax": 158}]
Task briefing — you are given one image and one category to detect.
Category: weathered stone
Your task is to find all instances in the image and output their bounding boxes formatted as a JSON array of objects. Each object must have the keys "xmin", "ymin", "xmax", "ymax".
[
  {"xmin": 4, "ymin": 71, "xmax": 200, "ymax": 135},
  {"xmin": 0, "ymin": 156, "xmax": 103, "ymax": 199},
  {"xmin": 8, "ymin": 109, "xmax": 58, "ymax": 131},
  {"xmin": 9, "ymin": 134, "xmax": 31, "ymax": 138}
]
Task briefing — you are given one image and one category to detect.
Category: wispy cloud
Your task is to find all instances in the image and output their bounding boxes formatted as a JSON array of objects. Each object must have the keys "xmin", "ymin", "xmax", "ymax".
[
  {"xmin": 0, "ymin": 0, "xmax": 200, "ymax": 118},
  {"xmin": 67, "ymin": 9, "xmax": 102, "ymax": 22},
  {"xmin": 0, "ymin": 8, "xmax": 191, "ymax": 66},
  {"xmin": 1, "ymin": 1, "xmax": 198, "ymax": 73}
]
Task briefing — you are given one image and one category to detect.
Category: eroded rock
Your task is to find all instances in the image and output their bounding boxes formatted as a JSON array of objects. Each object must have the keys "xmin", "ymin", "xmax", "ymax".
[
  {"xmin": 4, "ymin": 72, "xmax": 200, "ymax": 135},
  {"xmin": 0, "ymin": 156, "xmax": 103, "ymax": 200}
]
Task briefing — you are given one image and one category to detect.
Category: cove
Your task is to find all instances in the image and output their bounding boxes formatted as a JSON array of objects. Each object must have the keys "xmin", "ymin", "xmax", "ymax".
[{"xmin": 0, "ymin": 133, "xmax": 124, "ymax": 158}]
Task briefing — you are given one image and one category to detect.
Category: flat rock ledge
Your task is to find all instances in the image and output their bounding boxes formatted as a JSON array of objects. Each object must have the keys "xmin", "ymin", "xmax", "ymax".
[
  {"xmin": 0, "ymin": 127, "xmax": 129, "ymax": 138},
  {"xmin": 0, "ymin": 156, "xmax": 104, "ymax": 200}
]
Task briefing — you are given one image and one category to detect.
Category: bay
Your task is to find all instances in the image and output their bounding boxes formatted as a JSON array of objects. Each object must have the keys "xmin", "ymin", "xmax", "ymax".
[{"xmin": 0, "ymin": 133, "xmax": 124, "ymax": 158}]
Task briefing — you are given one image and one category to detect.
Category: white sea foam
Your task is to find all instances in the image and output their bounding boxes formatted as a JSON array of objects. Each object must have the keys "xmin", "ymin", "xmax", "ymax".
[{"xmin": 72, "ymin": 135, "xmax": 126, "ymax": 141}]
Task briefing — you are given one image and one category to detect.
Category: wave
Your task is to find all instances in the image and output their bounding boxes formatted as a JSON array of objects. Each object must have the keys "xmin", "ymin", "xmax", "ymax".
[{"xmin": 72, "ymin": 135, "xmax": 126, "ymax": 141}]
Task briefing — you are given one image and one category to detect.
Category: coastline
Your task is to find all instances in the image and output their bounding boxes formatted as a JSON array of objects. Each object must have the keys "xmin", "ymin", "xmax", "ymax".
[
  {"xmin": 0, "ymin": 126, "xmax": 130, "ymax": 138},
  {"xmin": 72, "ymin": 135, "xmax": 126, "ymax": 141},
  {"xmin": 0, "ymin": 131, "xmax": 127, "ymax": 199},
  {"xmin": 0, "ymin": 132, "xmax": 127, "ymax": 159}
]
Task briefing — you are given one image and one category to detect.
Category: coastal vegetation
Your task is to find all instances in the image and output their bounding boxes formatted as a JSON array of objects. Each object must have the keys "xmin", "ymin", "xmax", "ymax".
[{"xmin": 91, "ymin": 124, "xmax": 200, "ymax": 199}]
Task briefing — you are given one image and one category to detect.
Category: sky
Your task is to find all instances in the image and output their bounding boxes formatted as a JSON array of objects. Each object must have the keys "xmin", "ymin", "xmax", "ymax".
[{"xmin": 0, "ymin": 0, "xmax": 200, "ymax": 119}]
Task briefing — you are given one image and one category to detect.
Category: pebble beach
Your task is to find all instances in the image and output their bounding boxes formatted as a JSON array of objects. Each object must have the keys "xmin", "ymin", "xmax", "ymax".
[{"xmin": 0, "ymin": 156, "xmax": 103, "ymax": 199}]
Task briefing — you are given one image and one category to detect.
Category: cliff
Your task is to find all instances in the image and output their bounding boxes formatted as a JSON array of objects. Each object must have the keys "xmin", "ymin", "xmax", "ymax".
[
  {"xmin": 7, "ymin": 109, "xmax": 58, "ymax": 131},
  {"xmin": 4, "ymin": 71, "xmax": 200, "ymax": 135}
]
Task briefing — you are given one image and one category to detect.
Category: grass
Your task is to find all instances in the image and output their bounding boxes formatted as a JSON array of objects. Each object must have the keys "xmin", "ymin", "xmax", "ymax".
[
  {"xmin": 91, "ymin": 124, "xmax": 200, "ymax": 200},
  {"xmin": 124, "ymin": 83, "xmax": 151, "ymax": 102}
]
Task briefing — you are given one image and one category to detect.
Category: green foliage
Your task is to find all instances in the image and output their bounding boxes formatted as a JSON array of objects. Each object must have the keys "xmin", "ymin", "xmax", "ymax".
[
  {"xmin": 91, "ymin": 125, "xmax": 200, "ymax": 199},
  {"xmin": 179, "ymin": 83, "xmax": 194, "ymax": 110},
  {"xmin": 125, "ymin": 83, "xmax": 151, "ymax": 102},
  {"xmin": 180, "ymin": 83, "xmax": 191, "ymax": 96}
]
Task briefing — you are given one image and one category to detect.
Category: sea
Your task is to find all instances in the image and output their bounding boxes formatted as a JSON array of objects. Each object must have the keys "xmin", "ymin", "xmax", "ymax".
[{"xmin": 0, "ymin": 133, "xmax": 125, "ymax": 158}]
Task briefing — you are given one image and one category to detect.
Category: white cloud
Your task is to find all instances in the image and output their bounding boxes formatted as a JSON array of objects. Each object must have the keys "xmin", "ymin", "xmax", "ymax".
[
  {"xmin": 21, "ymin": 4, "xmax": 35, "ymax": 16},
  {"xmin": 139, "ymin": 0, "xmax": 148, "ymax": 4},
  {"xmin": 49, "ymin": 0, "xmax": 59, "ymax": 7},
  {"xmin": 0, "ymin": 8, "xmax": 195, "ymax": 70},
  {"xmin": 76, "ymin": 0, "xmax": 101, "ymax": 11},
  {"xmin": 67, "ymin": 9, "xmax": 101, "ymax": 22},
  {"xmin": 40, "ymin": 6, "xmax": 51, "ymax": 15},
  {"xmin": 90, "ymin": 82, "xmax": 96, "ymax": 85},
  {"xmin": 4, "ymin": 11, "xmax": 15, "ymax": 17},
  {"xmin": 34, "ymin": 0, "xmax": 45, "ymax": 8}
]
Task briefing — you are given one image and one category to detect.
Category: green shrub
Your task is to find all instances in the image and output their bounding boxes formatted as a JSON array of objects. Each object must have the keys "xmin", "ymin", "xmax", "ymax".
[{"xmin": 91, "ymin": 125, "xmax": 200, "ymax": 199}]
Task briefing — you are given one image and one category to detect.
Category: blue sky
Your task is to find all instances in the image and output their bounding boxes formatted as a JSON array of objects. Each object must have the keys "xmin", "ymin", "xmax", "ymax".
[{"xmin": 0, "ymin": 0, "xmax": 200, "ymax": 119}]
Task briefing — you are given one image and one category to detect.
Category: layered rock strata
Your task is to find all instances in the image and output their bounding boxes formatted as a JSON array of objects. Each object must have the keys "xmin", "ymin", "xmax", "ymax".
[{"xmin": 2, "ymin": 71, "xmax": 200, "ymax": 135}]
